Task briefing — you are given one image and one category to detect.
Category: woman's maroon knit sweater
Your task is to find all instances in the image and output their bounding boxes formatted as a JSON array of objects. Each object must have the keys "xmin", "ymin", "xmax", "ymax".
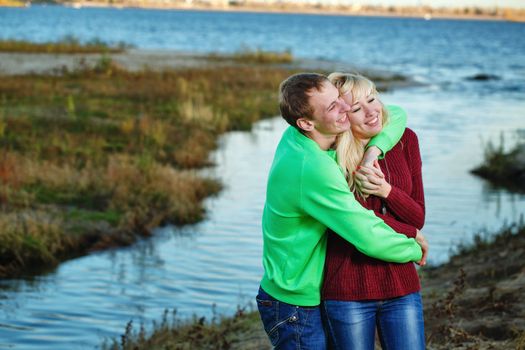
[{"xmin": 322, "ymin": 128, "xmax": 425, "ymax": 301}]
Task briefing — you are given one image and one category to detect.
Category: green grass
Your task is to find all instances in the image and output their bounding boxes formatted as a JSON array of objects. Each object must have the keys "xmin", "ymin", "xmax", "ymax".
[
  {"xmin": 0, "ymin": 36, "xmax": 131, "ymax": 53},
  {"xmin": 65, "ymin": 209, "xmax": 122, "ymax": 227}
]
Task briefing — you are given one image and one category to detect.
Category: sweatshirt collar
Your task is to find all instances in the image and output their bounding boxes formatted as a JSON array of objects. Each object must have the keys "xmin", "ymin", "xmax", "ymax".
[{"xmin": 288, "ymin": 126, "xmax": 337, "ymax": 159}]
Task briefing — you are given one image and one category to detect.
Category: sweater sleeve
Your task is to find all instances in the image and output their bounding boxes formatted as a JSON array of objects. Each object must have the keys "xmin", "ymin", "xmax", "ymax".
[
  {"xmin": 383, "ymin": 129, "xmax": 425, "ymax": 229},
  {"xmin": 301, "ymin": 154, "xmax": 422, "ymax": 263},
  {"xmin": 367, "ymin": 105, "xmax": 407, "ymax": 159}
]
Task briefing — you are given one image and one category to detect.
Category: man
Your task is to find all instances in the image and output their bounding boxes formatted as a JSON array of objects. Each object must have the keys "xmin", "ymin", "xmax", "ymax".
[{"xmin": 256, "ymin": 73, "xmax": 427, "ymax": 349}]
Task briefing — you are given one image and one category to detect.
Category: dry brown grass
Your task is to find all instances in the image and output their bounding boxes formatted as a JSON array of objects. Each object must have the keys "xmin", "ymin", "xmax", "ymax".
[
  {"xmin": 102, "ymin": 308, "xmax": 270, "ymax": 350},
  {"xmin": 0, "ymin": 54, "xmax": 296, "ymax": 277},
  {"xmin": 0, "ymin": 37, "xmax": 129, "ymax": 54}
]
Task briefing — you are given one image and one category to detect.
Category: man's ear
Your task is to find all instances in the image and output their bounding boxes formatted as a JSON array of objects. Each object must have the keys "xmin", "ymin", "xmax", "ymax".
[{"xmin": 296, "ymin": 117, "xmax": 314, "ymax": 132}]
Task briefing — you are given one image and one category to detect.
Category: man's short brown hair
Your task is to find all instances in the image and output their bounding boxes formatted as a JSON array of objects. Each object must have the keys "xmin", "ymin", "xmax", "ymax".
[{"xmin": 279, "ymin": 73, "xmax": 328, "ymax": 129}]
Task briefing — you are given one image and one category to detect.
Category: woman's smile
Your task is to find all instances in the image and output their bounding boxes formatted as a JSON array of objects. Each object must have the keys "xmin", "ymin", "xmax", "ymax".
[{"xmin": 365, "ymin": 116, "xmax": 379, "ymax": 127}]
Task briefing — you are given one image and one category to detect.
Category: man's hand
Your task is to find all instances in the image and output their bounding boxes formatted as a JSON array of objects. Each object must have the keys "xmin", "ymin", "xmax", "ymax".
[
  {"xmin": 354, "ymin": 160, "xmax": 392, "ymax": 198},
  {"xmin": 415, "ymin": 229, "xmax": 428, "ymax": 266}
]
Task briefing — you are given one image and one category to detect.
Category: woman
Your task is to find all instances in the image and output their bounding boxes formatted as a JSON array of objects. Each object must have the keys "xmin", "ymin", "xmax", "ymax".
[{"xmin": 321, "ymin": 72, "xmax": 426, "ymax": 350}]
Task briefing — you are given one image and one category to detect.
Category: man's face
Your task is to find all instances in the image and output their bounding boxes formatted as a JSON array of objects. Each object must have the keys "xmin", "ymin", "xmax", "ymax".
[{"xmin": 308, "ymin": 82, "xmax": 351, "ymax": 137}]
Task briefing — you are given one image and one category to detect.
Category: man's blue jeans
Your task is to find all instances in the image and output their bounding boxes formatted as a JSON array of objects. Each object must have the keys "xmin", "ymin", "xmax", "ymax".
[
  {"xmin": 256, "ymin": 287, "xmax": 327, "ymax": 349},
  {"xmin": 322, "ymin": 292, "xmax": 425, "ymax": 350}
]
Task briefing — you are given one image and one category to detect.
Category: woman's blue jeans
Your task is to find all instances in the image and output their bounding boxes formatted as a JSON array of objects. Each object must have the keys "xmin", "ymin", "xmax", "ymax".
[
  {"xmin": 322, "ymin": 292, "xmax": 425, "ymax": 350},
  {"xmin": 256, "ymin": 287, "xmax": 327, "ymax": 350}
]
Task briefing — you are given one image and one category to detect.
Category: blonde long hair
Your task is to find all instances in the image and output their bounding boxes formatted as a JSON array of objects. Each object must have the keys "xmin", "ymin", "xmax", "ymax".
[{"xmin": 328, "ymin": 72, "xmax": 389, "ymax": 195}]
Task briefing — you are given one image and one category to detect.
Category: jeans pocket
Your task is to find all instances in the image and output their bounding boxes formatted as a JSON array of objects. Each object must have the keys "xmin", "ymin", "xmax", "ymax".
[{"xmin": 256, "ymin": 294, "xmax": 299, "ymax": 346}]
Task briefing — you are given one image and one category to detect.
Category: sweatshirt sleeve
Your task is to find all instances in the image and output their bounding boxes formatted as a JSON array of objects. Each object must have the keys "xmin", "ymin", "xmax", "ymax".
[
  {"xmin": 367, "ymin": 105, "xmax": 407, "ymax": 159},
  {"xmin": 375, "ymin": 212, "xmax": 418, "ymax": 238},
  {"xmin": 301, "ymin": 154, "xmax": 422, "ymax": 263}
]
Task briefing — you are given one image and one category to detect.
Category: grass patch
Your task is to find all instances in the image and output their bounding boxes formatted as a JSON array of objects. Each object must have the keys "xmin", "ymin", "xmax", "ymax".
[
  {"xmin": 102, "ymin": 308, "xmax": 269, "ymax": 350},
  {"xmin": 0, "ymin": 53, "xmax": 297, "ymax": 277},
  {"xmin": 231, "ymin": 48, "xmax": 293, "ymax": 64},
  {"xmin": 65, "ymin": 208, "xmax": 122, "ymax": 227},
  {"xmin": 208, "ymin": 48, "xmax": 294, "ymax": 65},
  {"xmin": 0, "ymin": 209, "xmax": 68, "ymax": 275},
  {"xmin": 471, "ymin": 131, "xmax": 525, "ymax": 192},
  {"xmin": 0, "ymin": 36, "xmax": 130, "ymax": 54}
]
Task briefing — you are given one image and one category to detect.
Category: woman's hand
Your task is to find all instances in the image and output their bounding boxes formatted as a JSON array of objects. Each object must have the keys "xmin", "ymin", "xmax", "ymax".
[
  {"xmin": 361, "ymin": 146, "xmax": 382, "ymax": 168},
  {"xmin": 354, "ymin": 160, "xmax": 392, "ymax": 198},
  {"xmin": 415, "ymin": 229, "xmax": 429, "ymax": 266}
]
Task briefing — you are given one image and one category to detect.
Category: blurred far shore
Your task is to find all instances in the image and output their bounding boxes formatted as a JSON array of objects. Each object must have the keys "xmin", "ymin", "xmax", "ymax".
[{"xmin": 2, "ymin": 0, "xmax": 525, "ymax": 22}]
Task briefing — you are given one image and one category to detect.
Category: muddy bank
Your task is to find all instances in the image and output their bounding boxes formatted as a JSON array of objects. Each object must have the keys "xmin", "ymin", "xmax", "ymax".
[{"xmin": 422, "ymin": 223, "xmax": 525, "ymax": 349}]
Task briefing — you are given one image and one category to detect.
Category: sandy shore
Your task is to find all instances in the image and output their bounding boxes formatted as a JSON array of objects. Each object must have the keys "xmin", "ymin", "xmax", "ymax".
[
  {"xmin": 0, "ymin": 49, "xmax": 352, "ymax": 75},
  {"xmin": 0, "ymin": 50, "xmax": 218, "ymax": 75},
  {"xmin": 0, "ymin": 49, "xmax": 420, "ymax": 92}
]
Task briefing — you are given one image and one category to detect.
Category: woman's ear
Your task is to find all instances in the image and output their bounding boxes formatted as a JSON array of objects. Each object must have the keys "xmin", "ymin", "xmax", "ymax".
[{"xmin": 296, "ymin": 117, "xmax": 314, "ymax": 132}]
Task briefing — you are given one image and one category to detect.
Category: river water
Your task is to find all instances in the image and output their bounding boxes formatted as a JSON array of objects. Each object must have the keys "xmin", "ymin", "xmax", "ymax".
[{"xmin": 0, "ymin": 5, "xmax": 524, "ymax": 349}]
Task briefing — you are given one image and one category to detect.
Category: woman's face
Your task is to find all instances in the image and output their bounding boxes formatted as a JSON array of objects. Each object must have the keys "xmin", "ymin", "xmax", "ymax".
[{"xmin": 341, "ymin": 91, "xmax": 383, "ymax": 141}]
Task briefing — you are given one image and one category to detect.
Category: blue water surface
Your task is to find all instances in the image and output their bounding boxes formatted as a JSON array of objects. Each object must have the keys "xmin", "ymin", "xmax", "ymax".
[{"xmin": 0, "ymin": 6, "xmax": 524, "ymax": 349}]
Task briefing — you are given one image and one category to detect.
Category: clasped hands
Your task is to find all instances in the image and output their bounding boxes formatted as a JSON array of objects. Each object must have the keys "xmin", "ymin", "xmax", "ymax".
[
  {"xmin": 355, "ymin": 155, "xmax": 391, "ymax": 199},
  {"xmin": 360, "ymin": 146, "xmax": 428, "ymax": 266}
]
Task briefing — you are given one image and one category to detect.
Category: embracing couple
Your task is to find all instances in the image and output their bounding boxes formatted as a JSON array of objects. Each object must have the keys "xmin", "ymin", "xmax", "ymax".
[{"xmin": 256, "ymin": 72, "xmax": 428, "ymax": 350}]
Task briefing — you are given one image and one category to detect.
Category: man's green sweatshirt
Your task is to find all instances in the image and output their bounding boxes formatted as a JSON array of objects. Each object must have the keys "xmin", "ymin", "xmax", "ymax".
[{"xmin": 260, "ymin": 105, "xmax": 423, "ymax": 306}]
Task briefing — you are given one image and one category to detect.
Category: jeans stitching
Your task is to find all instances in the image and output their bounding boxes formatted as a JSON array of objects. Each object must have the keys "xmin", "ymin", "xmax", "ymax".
[
  {"xmin": 258, "ymin": 290, "xmax": 323, "ymax": 349},
  {"xmin": 269, "ymin": 314, "xmax": 294, "ymax": 336},
  {"xmin": 295, "ymin": 312, "xmax": 300, "ymax": 350},
  {"xmin": 295, "ymin": 308, "xmax": 309, "ymax": 350},
  {"xmin": 267, "ymin": 302, "xmax": 300, "ymax": 344},
  {"xmin": 270, "ymin": 299, "xmax": 280, "ymax": 343},
  {"xmin": 256, "ymin": 296, "xmax": 280, "ymax": 345}
]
